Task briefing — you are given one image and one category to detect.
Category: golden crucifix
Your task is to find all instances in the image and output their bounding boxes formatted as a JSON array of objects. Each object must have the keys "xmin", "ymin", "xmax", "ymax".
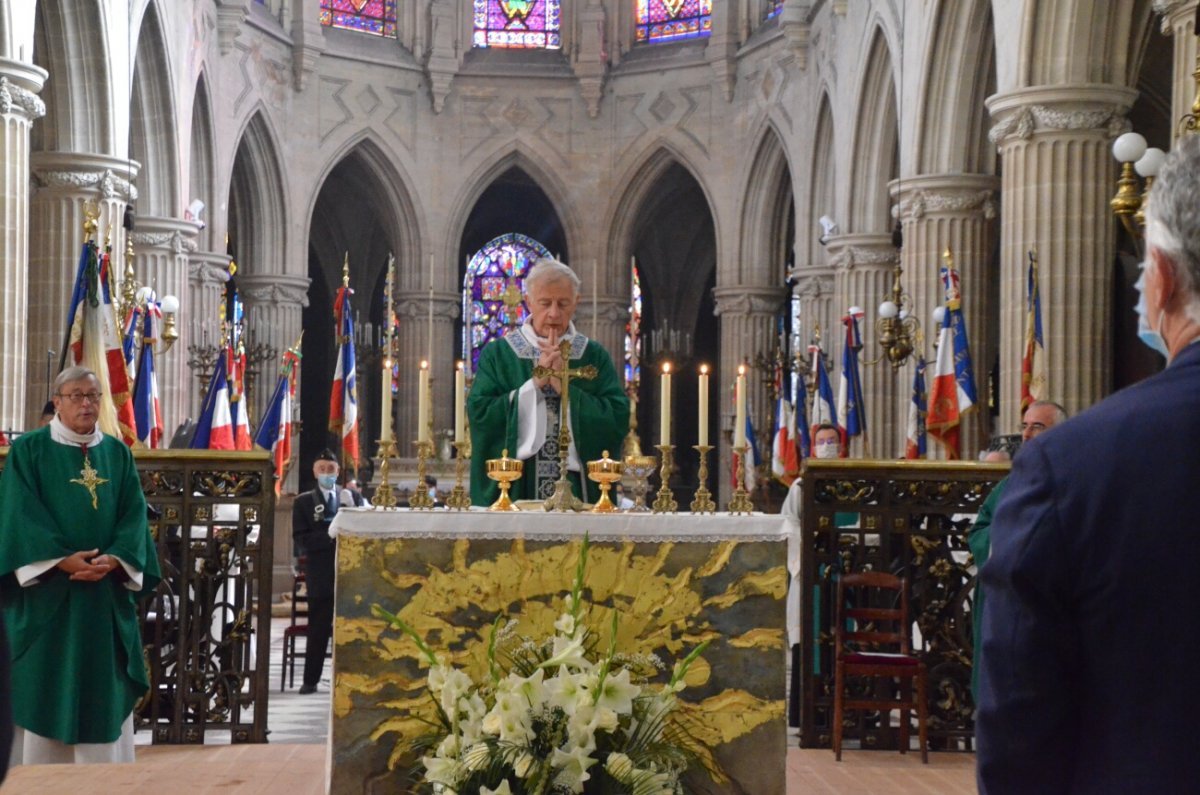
[
  {"xmin": 71, "ymin": 455, "xmax": 110, "ymax": 510},
  {"xmin": 532, "ymin": 339, "xmax": 597, "ymax": 511}
]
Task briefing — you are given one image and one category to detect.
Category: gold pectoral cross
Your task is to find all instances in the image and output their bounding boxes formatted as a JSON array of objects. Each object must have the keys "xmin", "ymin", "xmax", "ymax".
[
  {"xmin": 532, "ymin": 340, "xmax": 598, "ymax": 512},
  {"xmin": 71, "ymin": 453, "xmax": 109, "ymax": 510}
]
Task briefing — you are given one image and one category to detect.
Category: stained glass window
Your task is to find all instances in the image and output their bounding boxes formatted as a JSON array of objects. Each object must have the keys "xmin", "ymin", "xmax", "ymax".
[
  {"xmin": 625, "ymin": 263, "xmax": 642, "ymax": 389},
  {"xmin": 473, "ymin": 0, "xmax": 562, "ymax": 49},
  {"xmin": 635, "ymin": 0, "xmax": 712, "ymax": 44},
  {"xmin": 765, "ymin": 0, "xmax": 784, "ymax": 21},
  {"xmin": 463, "ymin": 233, "xmax": 552, "ymax": 371},
  {"xmin": 319, "ymin": 0, "xmax": 397, "ymax": 38}
]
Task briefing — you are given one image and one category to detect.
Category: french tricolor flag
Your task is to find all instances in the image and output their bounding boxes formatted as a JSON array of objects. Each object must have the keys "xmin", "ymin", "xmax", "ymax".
[
  {"xmin": 191, "ymin": 351, "xmax": 235, "ymax": 450},
  {"xmin": 905, "ymin": 356, "xmax": 928, "ymax": 459},
  {"xmin": 809, "ymin": 343, "xmax": 837, "ymax": 440},
  {"xmin": 329, "ymin": 285, "xmax": 360, "ymax": 473},
  {"xmin": 132, "ymin": 302, "xmax": 163, "ymax": 448},
  {"xmin": 927, "ymin": 265, "xmax": 977, "ymax": 459}
]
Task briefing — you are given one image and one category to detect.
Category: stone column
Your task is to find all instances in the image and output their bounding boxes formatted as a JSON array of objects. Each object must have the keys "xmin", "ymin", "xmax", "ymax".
[
  {"xmin": 987, "ymin": 85, "xmax": 1136, "ymax": 429},
  {"xmin": 186, "ymin": 250, "xmax": 233, "ymax": 416},
  {"xmin": 394, "ymin": 291, "xmax": 459, "ymax": 449},
  {"xmin": 239, "ymin": 273, "xmax": 308, "ymax": 423},
  {"xmin": 575, "ymin": 298, "xmax": 628, "ymax": 374},
  {"xmin": 130, "ymin": 216, "xmax": 201, "ymax": 437},
  {"xmin": 713, "ymin": 285, "xmax": 786, "ymax": 503},
  {"xmin": 0, "ymin": 59, "xmax": 46, "ymax": 433},
  {"xmin": 891, "ymin": 174, "xmax": 999, "ymax": 457},
  {"xmin": 825, "ymin": 234, "xmax": 902, "ymax": 458},
  {"xmin": 792, "ymin": 267, "xmax": 837, "ymax": 349},
  {"xmin": 28, "ymin": 152, "xmax": 138, "ymax": 426},
  {"xmin": 1158, "ymin": 0, "xmax": 1200, "ymax": 134}
]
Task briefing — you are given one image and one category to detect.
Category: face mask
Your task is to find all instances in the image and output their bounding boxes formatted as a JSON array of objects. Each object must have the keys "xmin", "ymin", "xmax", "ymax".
[
  {"xmin": 814, "ymin": 441, "xmax": 840, "ymax": 459},
  {"xmin": 317, "ymin": 474, "xmax": 337, "ymax": 490},
  {"xmin": 1134, "ymin": 268, "xmax": 1170, "ymax": 359}
]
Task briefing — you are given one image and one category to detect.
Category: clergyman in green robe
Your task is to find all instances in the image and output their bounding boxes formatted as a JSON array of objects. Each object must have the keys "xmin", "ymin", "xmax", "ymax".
[
  {"xmin": 468, "ymin": 258, "xmax": 629, "ymax": 506},
  {"xmin": 0, "ymin": 367, "xmax": 162, "ymax": 765}
]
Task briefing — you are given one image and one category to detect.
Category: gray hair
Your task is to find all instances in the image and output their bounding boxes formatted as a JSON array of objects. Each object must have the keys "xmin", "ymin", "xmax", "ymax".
[
  {"xmin": 1027, "ymin": 399, "xmax": 1068, "ymax": 426},
  {"xmin": 1145, "ymin": 136, "xmax": 1200, "ymax": 318},
  {"xmin": 523, "ymin": 257, "xmax": 581, "ymax": 297},
  {"xmin": 53, "ymin": 366, "xmax": 100, "ymax": 394}
]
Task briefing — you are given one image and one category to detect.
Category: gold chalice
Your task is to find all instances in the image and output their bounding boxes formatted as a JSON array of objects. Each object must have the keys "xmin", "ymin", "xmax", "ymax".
[
  {"xmin": 587, "ymin": 450, "xmax": 624, "ymax": 513},
  {"xmin": 486, "ymin": 449, "xmax": 523, "ymax": 511}
]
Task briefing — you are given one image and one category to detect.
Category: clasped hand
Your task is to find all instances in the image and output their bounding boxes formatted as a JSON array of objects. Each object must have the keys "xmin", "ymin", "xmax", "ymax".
[
  {"xmin": 533, "ymin": 333, "xmax": 564, "ymax": 394},
  {"xmin": 57, "ymin": 548, "xmax": 119, "ymax": 582}
]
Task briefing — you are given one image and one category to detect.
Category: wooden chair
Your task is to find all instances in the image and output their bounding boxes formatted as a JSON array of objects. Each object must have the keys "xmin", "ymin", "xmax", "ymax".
[
  {"xmin": 832, "ymin": 570, "xmax": 928, "ymax": 763},
  {"xmin": 280, "ymin": 558, "xmax": 308, "ymax": 692}
]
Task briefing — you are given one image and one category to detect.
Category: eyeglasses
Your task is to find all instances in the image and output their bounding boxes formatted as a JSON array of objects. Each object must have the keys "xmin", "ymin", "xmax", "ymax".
[
  {"xmin": 1020, "ymin": 421, "xmax": 1048, "ymax": 434},
  {"xmin": 56, "ymin": 391, "xmax": 103, "ymax": 405}
]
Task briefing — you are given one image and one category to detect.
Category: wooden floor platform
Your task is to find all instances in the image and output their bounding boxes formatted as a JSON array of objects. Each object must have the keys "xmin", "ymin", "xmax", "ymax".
[{"xmin": 3, "ymin": 744, "xmax": 975, "ymax": 794}]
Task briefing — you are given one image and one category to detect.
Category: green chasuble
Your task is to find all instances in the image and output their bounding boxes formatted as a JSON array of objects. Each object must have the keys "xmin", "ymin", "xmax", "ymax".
[
  {"xmin": 0, "ymin": 427, "xmax": 162, "ymax": 744},
  {"xmin": 468, "ymin": 329, "xmax": 629, "ymax": 506},
  {"xmin": 967, "ymin": 476, "xmax": 1007, "ymax": 702}
]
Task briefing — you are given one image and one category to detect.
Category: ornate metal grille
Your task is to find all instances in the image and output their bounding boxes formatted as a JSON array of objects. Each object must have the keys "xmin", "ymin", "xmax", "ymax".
[{"xmin": 798, "ymin": 459, "xmax": 1007, "ymax": 751}]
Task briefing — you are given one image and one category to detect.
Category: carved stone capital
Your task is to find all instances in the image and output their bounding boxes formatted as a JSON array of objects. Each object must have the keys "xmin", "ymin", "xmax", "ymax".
[
  {"xmin": 987, "ymin": 85, "xmax": 1138, "ymax": 147},
  {"xmin": 241, "ymin": 281, "xmax": 310, "ymax": 309},
  {"xmin": 1155, "ymin": 0, "xmax": 1198, "ymax": 34},
  {"xmin": 826, "ymin": 244, "xmax": 900, "ymax": 271},
  {"xmin": 893, "ymin": 188, "xmax": 997, "ymax": 221},
  {"xmin": 578, "ymin": 300, "xmax": 629, "ymax": 325},
  {"xmin": 0, "ymin": 76, "xmax": 46, "ymax": 120},
  {"xmin": 31, "ymin": 156, "xmax": 140, "ymax": 202},
  {"xmin": 130, "ymin": 230, "xmax": 198, "ymax": 255},
  {"xmin": 189, "ymin": 259, "xmax": 232, "ymax": 285},
  {"xmin": 395, "ymin": 296, "xmax": 462, "ymax": 320},
  {"xmin": 711, "ymin": 286, "xmax": 786, "ymax": 317},
  {"xmin": 792, "ymin": 273, "xmax": 835, "ymax": 300}
]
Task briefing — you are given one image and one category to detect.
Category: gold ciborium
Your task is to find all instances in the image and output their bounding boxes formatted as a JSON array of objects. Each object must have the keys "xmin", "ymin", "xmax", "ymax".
[
  {"xmin": 486, "ymin": 449, "xmax": 523, "ymax": 512},
  {"xmin": 622, "ymin": 454, "xmax": 658, "ymax": 513},
  {"xmin": 587, "ymin": 450, "xmax": 624, "ymax": 513}
]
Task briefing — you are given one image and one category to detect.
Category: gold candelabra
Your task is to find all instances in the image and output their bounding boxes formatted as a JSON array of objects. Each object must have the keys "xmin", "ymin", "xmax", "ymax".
[
  {"xmin": 409, "ymin": 440, "xmax": 435, "ymax": 509},
  {"xmin": 690, "ymin": 444, "xmax": 716, "ymax": 514},
  {"xmin": 865, "ymin": 265, "xmax": 920, "ymax": 369},
  {"xmin": 373, "ymin": 437, "xmax": 399, "ymax": 509},
  {"xmin": 727, "ymin": 445, "xmax": 754, "ymax": 514},
  {"xmin": 651, "ymin": 444, "xmax": 677, "ymax": 513},
  {"xmin": 446, "ymin": 440, "xmax": 472, "ymax": 510}
]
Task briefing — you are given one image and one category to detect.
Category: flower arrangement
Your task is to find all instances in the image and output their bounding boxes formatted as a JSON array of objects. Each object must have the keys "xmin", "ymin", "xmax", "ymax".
[{"xmin": 371, "ymin": 534, "xmax": 712, "ymax": 795}]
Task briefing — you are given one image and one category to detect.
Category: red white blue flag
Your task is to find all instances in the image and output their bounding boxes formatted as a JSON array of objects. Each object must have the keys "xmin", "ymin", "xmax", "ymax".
[
  {"xmin": 191, "ymin": 349, "xmax": 234, "ymax": 450},
  {"xmin": 927, "ymin": 263, "xmax": 977, "ymax": 459},
  {"xmin": 131, "ymin": 301, "xmax": 164, "ymax": 448},
  {"xmin": 809, "ymin": 343, "xmax": 837, "ymax": 441},
  {"xmin": 904, "ymin": 355, "xmax": 928, "ymax": 459},
  {"xmin": 1021, "ymin": 251, "xmax": 1046, "ymax": 413},
  {"xmin": 836, "ymin": 309, "xmax": 867, "ymax": 455},
  {"xmin": 255, "ymin": 340, "xmax": 302, "ymax": 495},
  {"xmin": 329, "ymin": 284, "xmax": 360, "ymax": 474}
]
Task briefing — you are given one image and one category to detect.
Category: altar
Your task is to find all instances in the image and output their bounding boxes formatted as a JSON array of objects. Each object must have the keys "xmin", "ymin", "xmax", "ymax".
[{"xmin": 326, "ymin": 508, "xmax": 788, "ymax": 794}]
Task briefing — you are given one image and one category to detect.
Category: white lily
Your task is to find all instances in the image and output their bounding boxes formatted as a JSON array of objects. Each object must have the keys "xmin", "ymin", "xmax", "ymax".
[{"xmin": 594, "ymin": 667, "xmax": 641, "ymax": 714}]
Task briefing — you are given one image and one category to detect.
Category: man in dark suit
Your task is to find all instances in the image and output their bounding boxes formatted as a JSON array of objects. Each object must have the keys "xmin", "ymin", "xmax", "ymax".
[
  {"xmin": 976, "ymin": 136, "xmax": 1200, "ymax": 792},
  {"xmin": 292, "ymin": 449, "xmax": 364, "ymax": 694}
]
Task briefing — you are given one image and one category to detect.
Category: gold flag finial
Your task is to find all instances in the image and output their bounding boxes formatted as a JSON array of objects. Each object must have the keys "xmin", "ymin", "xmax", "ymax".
[
  {"xmin": 342, "ymin": 252, "xmax": 350, "ymax": 288},
  {"xmin": 83, "ymin": 201, "xmax": 100, "ymax": 239}
]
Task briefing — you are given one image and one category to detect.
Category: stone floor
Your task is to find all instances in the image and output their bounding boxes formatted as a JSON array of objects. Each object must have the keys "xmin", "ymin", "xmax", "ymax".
[{"xmin": 1, "ymin": 617, "xmax": 978, "ymax": 793}]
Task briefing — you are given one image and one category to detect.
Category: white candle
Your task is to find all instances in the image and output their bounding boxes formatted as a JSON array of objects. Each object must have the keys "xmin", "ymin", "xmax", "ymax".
[
  {"xmin": 418, "ymin": 360, "xmax": 430, "ymax": 443},
  {"xmin": 660, "ymin": 362, "xmax": 672, "ymax": 446},
  {"xmin": 734, "ymin": 365, "xmax": 747, "ymax": 449},
  {"xmin": 381, "ymin": 357, "xmax": 393, "ymax": 440},
  {"xmin": 454, "ymin": 361, "xmax": 466, "ymax": 444},
  {"xmin": 698, "ymin": 364, "xmax": 709, "ymax": 447}
]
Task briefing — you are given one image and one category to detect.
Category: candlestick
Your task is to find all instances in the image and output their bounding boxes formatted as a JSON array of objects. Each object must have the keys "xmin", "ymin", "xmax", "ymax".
[
  {"xmin": 651, "ymin": 444, "xmax": 677, "ymax": 513},
  {"xmin": 445, "ymin": 439, "xmax": 472, "ymax": 510},
  {"xmin": 409, "ymin": 439, "xmax": 435, "ymax": 509},
  {"xmin": 454, "ymin": 361, "xmax": 466, "ymax": 443},
  {"xmin": 418, "ymin": 360, "xmax": 430, "ymax": 444},
  {"xmin": 373, "ymin": 437, "xmax": 399, "ymax": 509},
  {"xmin": 660, "ymin": 362, "xmax": 672, "ymax": 446},
  {"xmin": 728, "ymin": 445, "xmax": 754, "ymax": 514},
  {"xmin": 690, "ymin": 444, "xmax": 716, "ymax": 514},
  {"xmin": 734, "ymin": 365, "xmax": 747, "ymax": 448},
  {"xmin": 698, "ymin": 364, "xmax": 709, "ymax": 447}
]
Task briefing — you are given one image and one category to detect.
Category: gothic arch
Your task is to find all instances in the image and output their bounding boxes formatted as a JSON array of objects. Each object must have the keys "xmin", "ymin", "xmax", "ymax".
[
  {"xmin": 806, "ymin": 94, "xmax": 836, "ymax": 268},
  {"xmin": 189, "ymin": 72, "xmax": 217, "ymax": 251},
  {"xmin": 129, "ymin": 0, "xmax": 179, "ymax": 217},
  {"xmin": 227, "ymin": 109, "xmax": 288, "ymax": 278},
  {"xmin": 847, "ymin": 27, "xmax": 898, "ymax": 235},
  {"xmin": 1013, "ymin": 0, "xmax": 1142, "ymax": 90},
  {"xmin": 444, "ymin": 148, "xmax": 582, "ymax": 288},
  {"xmin": 738, "ymin": 123, "xmax": 793, "ymax": 284},
  {"xmin": 917, "ymin": 0, "xmax": 996, "ymax": 175},
  {"xmin": 30, "ymin": 0, "xmax": 115, "ymax": 154}
]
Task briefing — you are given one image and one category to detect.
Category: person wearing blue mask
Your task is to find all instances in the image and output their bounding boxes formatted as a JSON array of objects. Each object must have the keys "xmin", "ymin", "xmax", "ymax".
[
  {"xmin": 977, "ymin": 136, "xmax": 1200, "ymax": 793},
  {"xmin": 291, "ymin": 449, "xmax": 364, "ymax": 694}
]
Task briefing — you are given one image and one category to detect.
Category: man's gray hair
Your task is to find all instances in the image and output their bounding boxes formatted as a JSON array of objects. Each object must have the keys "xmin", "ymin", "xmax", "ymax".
[
  {"xmin": 1028, "ymin": 399, "xmax": 1068, "ymax": 426},
  {"xmin": 523, "ymin": 257, "xmax": 581, "ymax": 296},
  {"xmin": 53, "ymin": 366, "xmax": 100, "ymax": 394},
  {"xmin": 1145, "ymin": 135, "xmax": 1200, "ymax": 314}
]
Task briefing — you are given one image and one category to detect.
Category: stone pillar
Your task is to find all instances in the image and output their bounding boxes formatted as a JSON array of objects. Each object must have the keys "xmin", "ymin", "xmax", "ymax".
[
  {"xmin": 0, "ymin": 59, "xmax": 46, "ymax": 433},
  {"xmin": 792, "ymin": 267, "xmax": 836, "ymax": 349},
  {"xmin": 987, "ymin": 86, "xmax": 1136, "ymax": 429},
  {"xmin": 713, "ymin": 285, "xmax": 786, "ymax": 503},
  {"xmin": 28, "ymin": 152, "xmax": 138, "ymax": 426},
  {"xmin": 394, "ymin": 291, "xmax": 459, "ymax": 449},
  {"xmin": 575, "ymin": 298, "xmax": 628, "ymax": 374},
  {"xmin": 238, "ymin": 273, "xmax": 308, "ymax": 423},
  {"xmin": 825, "ymin": 234, "xmax": 902, "ymax": 458},
  {"xmin": 891, "ymin": 174, "xmax": 999, "ymax": 457},
  {"xmin": 186, "ymin": 250, "xmax": 233, "ymax": 416},
  {"xmin": 130, "ymin": 216, "xmax": 201, "ymax": 437},
  {"xmin": 1158, "ymin": 0, "xmax": 1200, "ymax": 134}
]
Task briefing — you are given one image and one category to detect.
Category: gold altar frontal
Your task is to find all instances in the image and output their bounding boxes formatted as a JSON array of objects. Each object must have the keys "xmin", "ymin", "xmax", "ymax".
[{"xmin": 327, "ymin": 509, "xmax": 789, "ymax": 794}]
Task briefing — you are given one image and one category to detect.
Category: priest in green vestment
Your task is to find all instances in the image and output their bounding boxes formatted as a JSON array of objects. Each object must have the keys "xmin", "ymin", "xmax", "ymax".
[
  {"xmin": 468, "ymin": 258, "xmax": 629, "ymax": 506},
  {"xmin": 0, "ymin": 367, "xmax": 162, "ymax": 765}
]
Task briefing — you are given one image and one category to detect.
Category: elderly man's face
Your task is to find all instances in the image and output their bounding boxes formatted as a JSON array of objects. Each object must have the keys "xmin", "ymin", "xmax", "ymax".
[
  {"xmin": 527, "ymin": 278, "xmax": 579, "ymax": 339},
  {"xmin": 52, "ymin": 375, "xmax": 103, "ymax": 435},
  {"xmin": 1020, "ymin": 404, "xmax": 1060, "ymax": 442}
]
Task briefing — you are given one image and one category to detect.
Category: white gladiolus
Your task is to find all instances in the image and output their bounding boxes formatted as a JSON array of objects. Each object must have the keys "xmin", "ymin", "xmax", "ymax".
[
  {"xmin": 480, "ymin": 782, "xmax": 513, "ymax": 795},
  {"xmin": 595, "ymin": 668, "xmax": 641, "ymax": 714}
]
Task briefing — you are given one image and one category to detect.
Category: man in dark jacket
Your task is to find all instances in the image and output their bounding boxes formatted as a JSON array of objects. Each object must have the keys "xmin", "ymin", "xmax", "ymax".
[
  {"xmin": 291, "ymin": 450, "xmax": 363, "ymax": 694},
  {"xmin": 977, "ymin": 136, "xmax": 1200, "ymax": 792}
]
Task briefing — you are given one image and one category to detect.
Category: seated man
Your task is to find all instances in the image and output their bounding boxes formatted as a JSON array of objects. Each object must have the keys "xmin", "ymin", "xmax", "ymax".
[{"xmin": 468, "ymin": 258, "xmax": 629, "ymax": 506}]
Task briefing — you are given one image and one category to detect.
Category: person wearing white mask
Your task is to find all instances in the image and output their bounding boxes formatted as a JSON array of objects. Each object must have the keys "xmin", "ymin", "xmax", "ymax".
[
  {"xmin": 977, "ymin": 136, "xmax": 1200, "ymax": 792},
  {"xmin": 291, "ymin": 449, "xmax": 364, "ymax": 694}
]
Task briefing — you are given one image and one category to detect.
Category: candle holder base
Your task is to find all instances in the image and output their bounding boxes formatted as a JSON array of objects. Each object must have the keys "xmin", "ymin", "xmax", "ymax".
[
  {"xmin": 651, "ymin": 444, "xmax": 677, "ymax": 514},
  {"xmin": 373, "ymin": 437, "xmax": 399, "ymax": 509},
  {"xmin": 727, "ymin": 445, "xmax": 754, "ymax": 515},
  {"xmin": 445, "ymin": 441, "xmax": 472, "ymax": 510},
  {"xmin": 408, "ymin": 440, "xmax": 436, "ymax": 510},
  {"xmin": 543, "ymin": 475, "xmax": 586, "ymax": 512},
  {"xmin": 690, "ymin": 444, "xmax": 716, "ymax": 514}
]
